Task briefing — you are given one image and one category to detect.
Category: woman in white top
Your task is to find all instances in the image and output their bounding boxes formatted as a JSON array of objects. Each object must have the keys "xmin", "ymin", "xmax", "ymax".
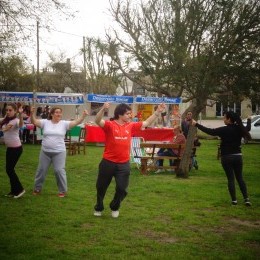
[
  {"xmin": 30, "ymin": 106, "xmax": 88, "ymax": 197},
  {"xmin": 0, "ymin": 103, "xmax": 25, "ymax": 198}
]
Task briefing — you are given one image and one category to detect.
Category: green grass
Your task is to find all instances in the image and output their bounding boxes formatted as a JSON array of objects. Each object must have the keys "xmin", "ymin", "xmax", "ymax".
[{"xmin": 0, "ymin": 140, "xmax": 259, "ymax": 259}]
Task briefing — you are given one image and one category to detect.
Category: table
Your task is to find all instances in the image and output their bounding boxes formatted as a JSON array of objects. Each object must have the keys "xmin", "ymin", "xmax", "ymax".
[
  {"xmin": 84, "ymin": 126, "xmax": 174, "ymax": 143},
  {"xmin": 133, "ymin": 127, "xmax": 174, "ymax": 142},
  {"xmin": 139, "ymin": 142, "xmax": 185, "ymax": 175}
]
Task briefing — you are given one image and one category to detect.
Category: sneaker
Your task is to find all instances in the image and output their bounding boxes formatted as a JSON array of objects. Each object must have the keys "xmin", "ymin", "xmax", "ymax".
[
  {"xmin": 111, "ymin": 210, "xmax": 119, "ymax": 218},
  {"xmin": 231, "ymin": 200, "xmax": 237, "ymax": 205},
  {"xmin": 13, "ymin": 190, "xmax": 25, "ymax": 199},
  {"xmin": 94, "ymin": 211, "xmax": 102, "ymax": 217},
  {"xmin": 32, "ymin": 189, "xmax": 41, "ymax": 195},
  {"xmin": 155, "ymin": 169, "xmax": 164, "ymax": 174},
  {"xmin": 58, "ymin": 192, "xmax": 66, "ymax": 198},
  {"xmin": 4, "ymin": 192, "xmax": 14, "ymax": 198},
  {"xmin": 244, "ymin": 198, "xmax": 251, "ymax": 207}
]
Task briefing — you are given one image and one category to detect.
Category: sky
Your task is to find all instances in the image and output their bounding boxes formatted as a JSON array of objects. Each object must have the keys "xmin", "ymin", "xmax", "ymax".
[{"xmin": 25, "ymin": 0, "xmax": 115, "ymax": 70}]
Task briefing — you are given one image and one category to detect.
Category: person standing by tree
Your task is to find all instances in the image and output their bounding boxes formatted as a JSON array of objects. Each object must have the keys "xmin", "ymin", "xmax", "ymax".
[
  {"xmin": 181, "ymin": 111, "xmax": 199, "ymax": 170},
  {"xmin": 0, "ymin": 103, "xmax": 25, "ymax": 198},
  {"xmin": 94, "ymin": 102, "xmax": 166, "ymax": 218},
  {"xmin": 192, "ymin": 111, "xmax": 251, "ymax": 206},
  {"xmin": 181, "ymin": 111, "xmax": 193, "ymax": 138}
]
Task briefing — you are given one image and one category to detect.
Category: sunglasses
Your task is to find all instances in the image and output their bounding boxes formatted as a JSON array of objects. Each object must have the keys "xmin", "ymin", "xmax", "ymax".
[{"xmin": 6, "ymin": 109, "xmax": 14, "ymax": 112}]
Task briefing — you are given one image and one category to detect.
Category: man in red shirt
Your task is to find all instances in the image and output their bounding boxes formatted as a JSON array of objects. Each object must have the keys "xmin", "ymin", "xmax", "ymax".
[{"xmin": 94, "ymin": 102, "xmax": 165, "ymax": 218}]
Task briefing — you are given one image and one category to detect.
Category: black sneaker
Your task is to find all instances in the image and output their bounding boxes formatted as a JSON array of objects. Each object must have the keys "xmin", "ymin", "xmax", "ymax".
[
  {"xmin": 4, "ymin": 192, "xmax": 14, "ymax": 198},
  {"xmin": 244, "ymin": 198, "xmax": 251, "ymax": 207},
  {"xmin": 231, "ymin": 200, "xmax": 237, "ymax": 205},
  {"xmin": 13, "ymin": 190, "xmax": 25, "ymax": 199}
]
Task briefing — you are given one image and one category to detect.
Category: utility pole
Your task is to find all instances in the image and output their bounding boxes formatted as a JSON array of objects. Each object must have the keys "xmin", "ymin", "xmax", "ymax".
[
  {"xmin": 83, "ymin": 36, "xmax": 87, "ymax": 94},
  {"xmin": 35, "ymin": 20, "xmax": 40, "ymax": 105}
]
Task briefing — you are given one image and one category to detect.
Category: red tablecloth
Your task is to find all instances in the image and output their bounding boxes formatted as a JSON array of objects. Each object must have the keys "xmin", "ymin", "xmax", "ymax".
[
  {"xmin": 85, "ymin": 125, "xmax": 174, "ymax": 143},
  {"xmin": 85, "ymin": 125, "xmax": 106, "ymax": 143},
  {"xmin": 133, "ymin": 128, "xmax": 174, "ymax": 141}
]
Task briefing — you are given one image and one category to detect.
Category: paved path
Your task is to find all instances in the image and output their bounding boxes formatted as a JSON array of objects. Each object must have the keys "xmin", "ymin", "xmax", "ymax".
[{"xmin": 198, "ymin": 119, "xmax": 224, "ymax": 128}]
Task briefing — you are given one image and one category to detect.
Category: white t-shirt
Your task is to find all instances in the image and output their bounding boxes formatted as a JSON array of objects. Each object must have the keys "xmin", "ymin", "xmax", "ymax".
[
  {"xmin": 3, "ymin": 118, "xmax": 22, "ymax": 147},
  {"xmin": 40, "ymin": 119, "xmax": 70, "ymax": 152}
]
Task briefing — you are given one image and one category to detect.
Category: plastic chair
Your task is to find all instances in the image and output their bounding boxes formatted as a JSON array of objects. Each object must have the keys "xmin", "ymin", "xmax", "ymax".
[{"xmin": 130, "ymin": 137, "xmax": 146, "ymax": 168}]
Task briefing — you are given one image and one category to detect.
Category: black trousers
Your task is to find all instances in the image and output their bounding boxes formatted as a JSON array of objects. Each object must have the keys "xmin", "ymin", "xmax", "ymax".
[
  {"xmin": 94, "ymin": 158, "xmax": 130, "ymax": 212},
  {"xmin": 221, "ymin": 154, "xmax": 248, "ymax": 201},
  {"xmin": 6, "ymin": 146, "xmax": 24, "ymax": 195}
]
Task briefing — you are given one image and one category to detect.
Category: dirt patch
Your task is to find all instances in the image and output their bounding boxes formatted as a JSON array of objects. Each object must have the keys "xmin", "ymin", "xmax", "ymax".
[
  {"xmin": 229, "ymin": 218, "xmax": 260, "ymax": 228},
  {"xmin": 138, "ymin": 230, "xmax": 178, "ymax": 244}
]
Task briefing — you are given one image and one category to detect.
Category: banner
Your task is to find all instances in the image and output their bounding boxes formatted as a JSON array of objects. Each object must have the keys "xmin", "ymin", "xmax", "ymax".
[
  {"xmin": 0, "ymin": 92, "xmax": 84, "ymax": 105},
  {"xmin": 135, "ymin": 96, "xmax": 182, "ymax": 104},
  {"xmin": 87, "ymin": 94, "xmax": 134, "ymax": 104},
  {"xmin": 35, "ymin": 93, "xmax": 84, "ymax": 105},
  {"xmin": 0, "ymin": 92, "xmax": 33, "ymax": 103}
]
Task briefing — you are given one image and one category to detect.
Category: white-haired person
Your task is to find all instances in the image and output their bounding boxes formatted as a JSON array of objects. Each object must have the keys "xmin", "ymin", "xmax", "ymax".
[
  {"xmin": 155, "ymin": 125, "xmax": 186, "ymax": 173},
  {"xmin": 31, "ymin": 106, "xmax": 88, "ymax": 197}
]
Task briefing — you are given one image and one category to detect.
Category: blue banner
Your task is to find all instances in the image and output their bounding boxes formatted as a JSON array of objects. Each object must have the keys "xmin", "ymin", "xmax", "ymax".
[
  {"xmin": 135, "ymin": 96, "xmax": 182, "ymax": 104},
  {"xmin": 35, "ymin": 93, "xmax": 84, "ymax": 105},
  {"xmin": 0, "ymin": 92, "xmax": 84, "ymax": 105},
  {"xmin": 0, "ymin": 92, "xmax": 33, "ymax": 103},
  {"xmin": 87, "ymin": 94, "xmax": 134, "ymax": 104}
]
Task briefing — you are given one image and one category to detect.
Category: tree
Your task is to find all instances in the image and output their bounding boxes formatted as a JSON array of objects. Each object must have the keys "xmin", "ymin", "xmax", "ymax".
[
  {"xmin": 81, "ymin": 37, "xmax": 120, "ymax": 95},
  {"xmin": 0, "ymin": 55, "xmax": 34, "ymax": 91},
  {"xmin": 0, "ymin": 0, "xmax": 72, "ymax": 55},
  {"xmin": 107, "ymin": 0, "xmax": 260, "ymax": 177}
]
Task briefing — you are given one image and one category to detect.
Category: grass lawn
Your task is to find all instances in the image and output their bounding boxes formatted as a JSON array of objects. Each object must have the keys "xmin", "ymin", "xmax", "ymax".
[{"xmin": 0, "ymin": 140, "xmax": 259, "ymax": 259}]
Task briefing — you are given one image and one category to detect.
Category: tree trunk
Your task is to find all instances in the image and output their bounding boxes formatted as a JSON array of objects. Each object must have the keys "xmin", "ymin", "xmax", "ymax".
[{"xmin": 176, "ymin": 125, "xmax": 197, "ymax": 178}]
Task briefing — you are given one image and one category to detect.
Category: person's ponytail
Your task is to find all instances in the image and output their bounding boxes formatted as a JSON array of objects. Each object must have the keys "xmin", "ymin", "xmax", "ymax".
[{"xmin": 232, "ymin": 112, "xmax": 251, "ymax": 141}]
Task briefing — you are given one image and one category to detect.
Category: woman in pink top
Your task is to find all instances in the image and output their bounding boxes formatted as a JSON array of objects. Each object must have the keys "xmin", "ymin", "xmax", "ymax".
[{"xmin": 0, "ymin": 103, "xmax": 25, "ymax": 198}]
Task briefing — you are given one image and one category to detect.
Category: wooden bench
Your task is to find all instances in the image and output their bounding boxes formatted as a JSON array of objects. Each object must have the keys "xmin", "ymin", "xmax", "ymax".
[{"xmin": 139, "ymin": 142, "xmax": 186, "ymax": 175}]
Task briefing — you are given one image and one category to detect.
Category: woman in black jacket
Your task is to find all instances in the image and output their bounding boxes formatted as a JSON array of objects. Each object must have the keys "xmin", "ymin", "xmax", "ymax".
[{"xmin": 192, "ymin": 111, "xmax": 251, "ymax": 206}]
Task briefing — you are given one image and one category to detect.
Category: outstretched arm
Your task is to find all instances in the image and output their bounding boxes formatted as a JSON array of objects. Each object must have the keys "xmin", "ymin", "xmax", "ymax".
[
  {"xmin": 95, "ymin": 102, "xmax": 109, "ymax": 128},
  {"xmin": 30, "ymin": 107, "xmax": 42, "ymax": 128},
  {"xmin": 69, "ymin": 109, "xmax": 88, "ymax": 129},
  {"xmin": 142, "ymin": 103, "xmax": 166, "ymax": 128},
  {"xmin": 18, "ymin": 106, "xmax": 24, "ymax": 128}
]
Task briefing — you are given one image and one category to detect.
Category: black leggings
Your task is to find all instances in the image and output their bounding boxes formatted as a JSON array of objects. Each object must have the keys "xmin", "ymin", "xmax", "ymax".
[
  {"xmin": 95, "ymin": 159, "xmax": 130, "ymax": 212},
  {"xmin": 221, "ymin": 154, "xmax": 248, "ymax": 201},
  {"xmin": 6, "ymin": 146, "xmax": 24, "ymax": 195}
]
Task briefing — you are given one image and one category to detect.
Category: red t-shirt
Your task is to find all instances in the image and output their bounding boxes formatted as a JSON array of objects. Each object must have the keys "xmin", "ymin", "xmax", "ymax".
[{"xmin": 102, "ymin": 120, "xmax": 143, "ymax": 163}]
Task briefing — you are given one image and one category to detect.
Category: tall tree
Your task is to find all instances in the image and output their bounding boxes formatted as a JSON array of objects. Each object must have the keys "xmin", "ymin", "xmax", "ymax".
[{"xmin": 107, "ymin": 0, "xmax": 260, "ymax": 177}]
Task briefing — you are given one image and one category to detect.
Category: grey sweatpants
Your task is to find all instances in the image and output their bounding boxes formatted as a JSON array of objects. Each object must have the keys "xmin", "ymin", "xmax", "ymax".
[{"xmin": 34, "ymin": 150, "xmax": 67, "ymax": 193}]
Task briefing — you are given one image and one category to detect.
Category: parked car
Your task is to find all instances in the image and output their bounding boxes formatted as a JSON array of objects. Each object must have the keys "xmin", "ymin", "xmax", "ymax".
[{"xmin": 242, "ymin": 115, "xmax": 260, "ymax": 143}]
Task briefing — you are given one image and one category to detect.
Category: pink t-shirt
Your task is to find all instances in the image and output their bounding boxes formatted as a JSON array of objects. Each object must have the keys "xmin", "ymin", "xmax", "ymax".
[{"xmin": 3, "ymin": 118, "xmax": 22, "ymax": 147}]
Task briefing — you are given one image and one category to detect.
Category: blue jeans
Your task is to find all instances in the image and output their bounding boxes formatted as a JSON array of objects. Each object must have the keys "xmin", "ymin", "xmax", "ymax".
[
  {"xmin": 157, "ymin": 148, "xmax": 176, "ymax": 166},
  {"xmin": 221, "ymin": 154, "xmax": 248, "ymax": 201}
]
